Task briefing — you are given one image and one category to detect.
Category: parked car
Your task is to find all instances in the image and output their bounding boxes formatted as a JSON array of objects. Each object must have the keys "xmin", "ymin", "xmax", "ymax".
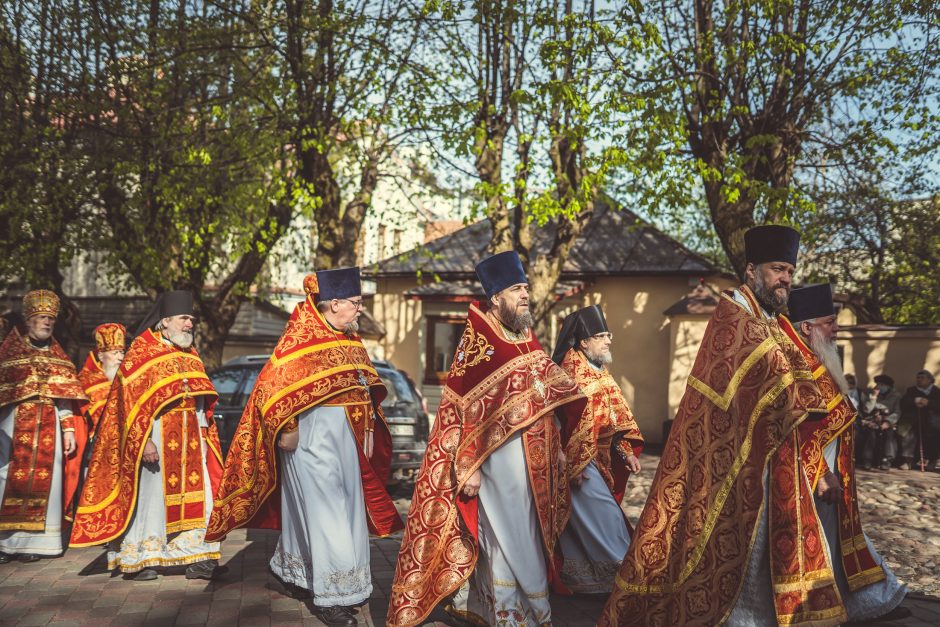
[{"xmin": 208, "ymin": 355, "xmax": 427, "ymax": 481}]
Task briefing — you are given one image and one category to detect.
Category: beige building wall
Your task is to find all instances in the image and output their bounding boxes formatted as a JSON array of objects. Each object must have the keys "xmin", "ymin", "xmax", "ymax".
[
  {"xmin": 839, "ymin": 327, "xmax": 940, "ymax": 389},
  {"xmin": 368, "ymin": 275, "xmax": 698, "ymax": 444}
]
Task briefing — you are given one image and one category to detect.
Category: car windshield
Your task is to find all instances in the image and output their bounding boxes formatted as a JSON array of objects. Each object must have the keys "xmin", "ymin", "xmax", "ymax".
[
  {"xmin": 377, "ymin": 368, "xmax": 415, "ymax": 410},
  {"xmin": 210, "ymin": 368, "xmax": 243, "ymax": 406}
]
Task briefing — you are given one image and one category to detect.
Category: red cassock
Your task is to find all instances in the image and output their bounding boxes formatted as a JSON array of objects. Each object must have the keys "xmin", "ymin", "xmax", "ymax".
[
  {"xmin": 0, "ymin": 328, "xmax": 87, "ymax": 529},
  {"xmin": 386, "ymin": 302, "xmax": 586, "ymax": 627},
  {"xmin": 70, "ymin": 329, "xmax": 223, "ymax": 546},
  {"xmin": 205, "ymin": 286, "xmax": 403, "ymax": 542}
]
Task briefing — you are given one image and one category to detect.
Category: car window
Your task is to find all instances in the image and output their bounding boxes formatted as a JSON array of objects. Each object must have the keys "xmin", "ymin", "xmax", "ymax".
[
  {"xmin": 236, "ymin": 367, "xmax": 262, "ymax": 407},
  {"xmin": 377, "ymin": 368, "xmax": 414, "ymax": 408},
  {"xmin": 210, "ymin": 368, "xmax": 243, "ymax": 406}
]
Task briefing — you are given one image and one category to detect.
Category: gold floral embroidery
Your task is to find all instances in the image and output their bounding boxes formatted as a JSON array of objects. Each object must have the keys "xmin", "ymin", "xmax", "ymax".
[{"xmin": 449, "ymin": 320, "xmax": 495, "ymax": 378}]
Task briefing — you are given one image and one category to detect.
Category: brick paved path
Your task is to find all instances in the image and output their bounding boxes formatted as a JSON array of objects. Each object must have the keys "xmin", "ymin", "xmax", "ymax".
[{"xmin": 2, "ymin": 456, "xmax": 940, "ymax": 625}]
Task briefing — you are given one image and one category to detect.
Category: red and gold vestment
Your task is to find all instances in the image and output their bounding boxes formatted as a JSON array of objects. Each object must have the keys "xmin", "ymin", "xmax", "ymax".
[
  {"xmin": 387, "ymin": 302, "xmax": 587, "ymax": 627},
  {"xmin": 205, "ymin": 290, "xmax": 403, "ymax": 541},
  {"xmin": 599, "ymin": 286, "xmax": 847, "ymax": 627},
  {"xmin": 559, "ymin": 347, "xmax": 644, "ymax": 504},
  {"xmin": 70, "ymin": 329, "xmax": 222, "ymax": 546},
  {"xmin": 0, "ymin": 328, "xmax": 86, "ymax": 530},
  {"xmin": 779, "ymin": 315, "xmax": 887, "ymax": 591},
  {"xmin": 77, "ymin": 352, "xmax": 110, "ymax": 431}
]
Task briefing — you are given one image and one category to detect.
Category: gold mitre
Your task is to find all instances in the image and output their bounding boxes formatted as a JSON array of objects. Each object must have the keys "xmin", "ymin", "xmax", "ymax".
[
  {"xmin": 22, "ymin": 289, "xmax": 60, "ymax": 320},
  {"xmin": 94, "ymin": 323, "xmax": 126, "ymax": 352}
]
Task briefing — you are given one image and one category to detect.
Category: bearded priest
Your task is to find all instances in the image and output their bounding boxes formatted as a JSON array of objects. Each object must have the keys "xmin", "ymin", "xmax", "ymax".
[
  {"xmin": 600, "ymin": 225, "xmax": 850, "ymax": 627},
  {"xmin": 388, "ymin": 251, "xmax": 587, "ymax": 627},
  {"xmin": 0, "ymin": 290, "xmax": 87, "ymax": 563},
  {"xmin": 779, "ymin": 283, "xmax": 907, "ymax": 622},
  {"xmin": 206, "ymin": 269, "xmax": 402, "ymax": 627},
  {"xmin": 551, "ymin": 305, "xmax": 644, "ymax": 594},
  {"xmin": 77, "ymin": 323, "xmax": 126, "ymax": 432},
  {"xmin": 70, "ymin": 291, "xmax": 225, "ymax": 582}
]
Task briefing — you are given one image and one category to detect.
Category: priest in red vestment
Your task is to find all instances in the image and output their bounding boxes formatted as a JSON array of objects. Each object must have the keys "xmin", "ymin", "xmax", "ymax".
[
  {"xmin": 71, "ymin": 291, "xmax": 224, "ymax": 582},
  {"xmin": 388, "ymin": 251, "xmax": 587, "ymax": 627},
  {"xmin": 206, "ymin": 268, "xmax": 402, "ymax": 627},
  {"xmin": 600, "ymin": 225, "xmax": 849, "ymax": 627},
  {"xmin": 0, "ymin": 290, "xmax": 86, "ymax": 562},
  {"xmin": 551, "ymin": 305, "xmax": 644, "ymax": 594},
  {"xmin": 77, "ymin": 323, "xmax": 126, "ymax": 432},
  {"xmin": 780, "ymin": 283, "xmax": 907, "ymax": 622}
]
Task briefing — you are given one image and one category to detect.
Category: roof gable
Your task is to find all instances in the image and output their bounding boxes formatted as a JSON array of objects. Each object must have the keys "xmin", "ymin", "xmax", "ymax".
[{"xmin": 365, "ymin": 198, "xmax": 717, "ymax": 278}]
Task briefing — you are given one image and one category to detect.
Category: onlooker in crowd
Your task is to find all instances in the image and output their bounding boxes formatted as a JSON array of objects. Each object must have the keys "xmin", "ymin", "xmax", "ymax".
[
  {"xmin": 859, "ymin": 374, "xmax": 902, "ymax": 470},
  {"xmin": 845, "ymin": 373, "xmax": 865, "ymax": 410},
  {"xmin": 900, "ymin": 370, "xmax": 940, "ymax": 471}
]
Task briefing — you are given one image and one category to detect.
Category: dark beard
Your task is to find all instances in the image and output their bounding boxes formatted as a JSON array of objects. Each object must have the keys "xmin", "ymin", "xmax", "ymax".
[
  {"xmin": 497, "ymin": 300, "xmax": 534, "ymax": 333},
  {"xmin": 752, "ymin": 279, "xmax": 789, "ymax": 315}
]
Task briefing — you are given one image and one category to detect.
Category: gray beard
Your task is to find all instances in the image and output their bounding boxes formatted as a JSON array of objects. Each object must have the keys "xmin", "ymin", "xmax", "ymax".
[
  {"xmin": 344, "ymin": 320, "xmax": 359, "ymax": 335},
  {"xmin": 808, "ymin": 326, "xmax": 849, "ymax": 395},
  {"xmin": 752, "ymin": 279, "xmax": 789, "ymax": 315},
  {"xmin": 164, "ymin": 328, "xmax": 194, "ymax": 349},
  {"xmin": 584, "ymin": 348, "xmax": 612, "ymax": 368},
  {"xmin": 497, "ymin": 301, "xmax": 534, "ymax": 333},
  {"xmin": 103, "ymin": 363, "xmax": 120, "ymax": 381}
]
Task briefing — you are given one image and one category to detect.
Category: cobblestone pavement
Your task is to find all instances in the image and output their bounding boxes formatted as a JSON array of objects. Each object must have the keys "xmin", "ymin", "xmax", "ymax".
[{"xmin": 1, "ymin": 452, "xmax": 939, "ymax": 626}]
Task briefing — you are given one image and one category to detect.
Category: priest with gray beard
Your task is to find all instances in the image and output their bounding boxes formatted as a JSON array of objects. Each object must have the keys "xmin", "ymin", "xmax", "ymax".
[
  {"xmin": 783, "ymin": 284, "xmax": 907, "ymax": 623},
  {"xmin": 70, "ymin": 291, "xmax": 225, "ymax": 582}
]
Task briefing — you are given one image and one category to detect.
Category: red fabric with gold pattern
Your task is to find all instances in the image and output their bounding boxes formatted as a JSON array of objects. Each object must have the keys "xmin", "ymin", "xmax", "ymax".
[
  {"xmin": 78, "ymin": 352, "xmax": 110, "ymax": 431},
  {"xmin": 599, "ymin": 287, "xmax": 846, "ymax": 627},
  {"xmin": 779, "ymin": 316, "xmax": 886, "ymax": 592},
  {"xmin": 70, "ymin": 329, "xmax": 221, "ymax": 546},
  {"xmin": 559, "ymin": 348, "xmax": 644, "ymax": 503},
  {"xmin": 387, "ymin": 302, "xmax": 587, "ymax": 627},
  {"xmin": 205, "ymin": 292, "xmax": 402, "ymax": 542},
  {"xmin": 0, "ymin": 328, "xmax": 86, "ymax": 531},
  {"xmin": 768, "ymin": 430, "xmax": 844, "ymax": 624},
  {"xmin": 160, "ymin": 397, "xmax": 210, "ymax": 534}
]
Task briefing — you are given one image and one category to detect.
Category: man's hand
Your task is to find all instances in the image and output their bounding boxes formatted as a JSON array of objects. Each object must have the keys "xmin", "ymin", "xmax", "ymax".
[
  {"xmin": 364, "ymin": 431, "xmax": 374, "ymax": 459},
  {"xmin": 915, "ymin": 397, "xmax": 929, "ymax": 408},
  {"xmin": 278, "ymin": 430, "xmax": 299, "ymax": 452},
  {"xmin": 142, "ymin": 439, "xmax": 160, "ymax": 464},
  {"xmin": 462, "ymin": 469, "xmax": 481, "ymax": 497},
  {"xmin": 625, "ymin": 454, "xmax": 641, "ymax": 474},
  {"xmin": 557, "ymin": 449, "xmax": 567, "ymax": 471},
  {"xmin": 572, "ymin": 471, "xmax": 588, "ymax": 488},
  {"xmin": 816, "ymin": 471, "xmax": 842, "ymax": 504},
  {"xmin": 880, "ymin": 420, "xmax": 892, "ymax": 431},
  {"xmin": 62, "ymin": 431, "xmax": 76, "ymax": 456}
]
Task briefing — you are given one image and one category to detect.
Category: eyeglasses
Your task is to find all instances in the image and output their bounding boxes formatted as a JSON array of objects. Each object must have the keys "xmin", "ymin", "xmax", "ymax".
[
  {"xmin": 337, "ymin": 298, "xmax": 364, "ymax": 310},
  {"xmin": 591, "ymin": 332, "xmax": 613, "ymax": 341}
]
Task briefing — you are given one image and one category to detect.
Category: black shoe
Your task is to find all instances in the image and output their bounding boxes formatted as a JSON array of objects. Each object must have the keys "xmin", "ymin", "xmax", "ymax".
[
  {"xmin": 876, "ymin": 605, "xmax": 912, "ymax": 621},
  {"xmin": 0, "ymin": 553, "xmax": 10, "ymax": 564},
  {"xmin": 19, "ymin": 553, "xmax": 40, "ymax": 563},
  {"xmin": 879, "ymin": 460, "xmax": 892, "ymax": 471},
  {"xmin": 316, "ymin": 605, "xmax": 357, "ymax": 626},
  {"xmin": 124, "ymin": 568, "xmax": 158, "ymax": 581},
  {"xmin": 185, "ymin": 559, "xmax": 227, "ymax": 580}
]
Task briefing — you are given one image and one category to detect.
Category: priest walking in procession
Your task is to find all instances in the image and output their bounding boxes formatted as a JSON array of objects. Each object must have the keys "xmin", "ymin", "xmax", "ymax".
[
  {"xmin": 388, "ymin": 251, "xmax": 586, "ymax": 627},
  {"xmin": 71, "ymin": 291, "xmax": 225, "ymax": 582},
  {"xmin": 76, "ymin": 323, "xmax": 126, "ymax": 432},
  {"xmin": 206, "ymin": 268, "xmax": 402, "ymax": 627},
  {"xmin": 600, "ymin": 225, "xmax": 849, "ymax": 626},
  {"xmin": 0, "ymin": 291, "xmax": 87, "ymax": 563},
  {"xmin": 779, "ymin": 283, "xmax": 907, "ymax": 622},
  {"xmin": 551, "ymin": 305, "xmax": 644, "ymax": 594}
]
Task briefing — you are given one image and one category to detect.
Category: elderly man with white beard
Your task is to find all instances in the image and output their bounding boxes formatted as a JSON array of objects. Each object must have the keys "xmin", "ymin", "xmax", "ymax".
[
  {"xmin": 77, "ymin": 323, "xmax": 127, "ymax": 433},
  {"xmin": 779, "ymin": 283, "xmax": 908, "ymax": 622},
  {"xmin": 71, "ymin": 291, "xmax": 226, "ymax": 582}
]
